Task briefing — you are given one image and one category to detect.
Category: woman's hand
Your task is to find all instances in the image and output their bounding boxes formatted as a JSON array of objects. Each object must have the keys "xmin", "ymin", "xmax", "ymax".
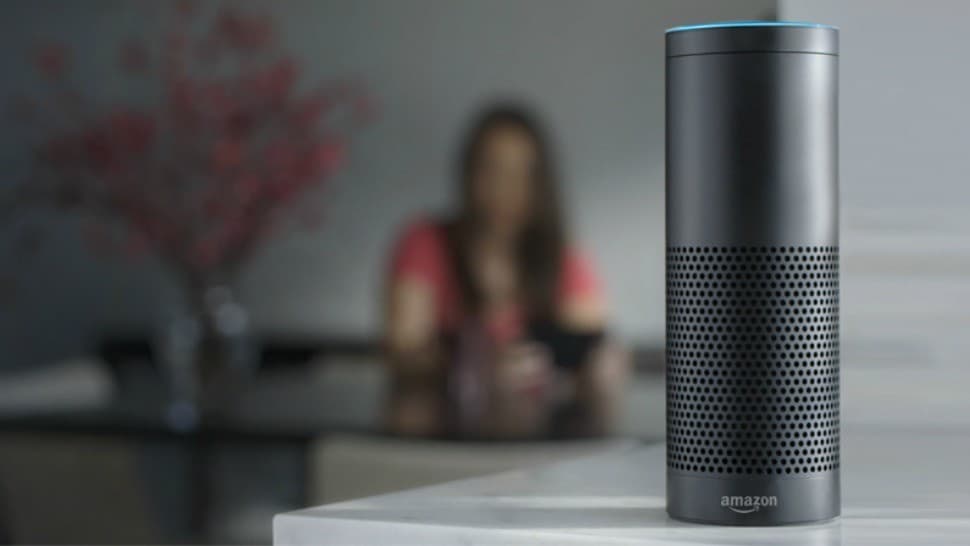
[
  {"xmin": 491, "ymin": 342, "xmax": 553, "ymax": 398},
  {"xmin": 384, "ymin": 277, "xmax": 444, "ymax": 437},
  {"xmin": 574, "ymin": 339, "xmax": 631, "ymax": 436},
  {"xmin": 482, "ymin": 342, "xmax": 555, "ymax": 438}
]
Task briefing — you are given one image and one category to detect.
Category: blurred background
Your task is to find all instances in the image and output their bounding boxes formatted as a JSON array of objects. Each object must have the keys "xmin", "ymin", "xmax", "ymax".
[{"xmin": 1, "ymin": 0, "xmax": 969, "ymax": 543}]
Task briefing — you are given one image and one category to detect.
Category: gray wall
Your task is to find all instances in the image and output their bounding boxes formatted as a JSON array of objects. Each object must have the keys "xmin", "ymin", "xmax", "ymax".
[
  {"xmin": 780, "ymin": 0, "xmax": 970, "ymax": 371},
  {"xmin": 0, "ymin": 0, "xmax": 774, "ymax": 369}
]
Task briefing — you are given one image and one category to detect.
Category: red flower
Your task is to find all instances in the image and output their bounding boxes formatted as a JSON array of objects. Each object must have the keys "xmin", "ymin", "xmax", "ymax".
[
  {"xmin": 265, "ymin": 139, "xmax": 297, "ymax": 176},
  {"xmin": 107, "ymin": 111, "xmax": 155, "ymax": 155},
  {"xmin": 308, "ymin": 139, "xmax": 345, "ymax": 177},
  {"xmin": 168, "ymin": 77, "xmax": 199, "ymax": 127},
  {"xmin": 123, "ymin": 232, "xmax": 148, "ymax": 258},
  {"xmin": 217, "ymin": 8, "xmax": 273, "ymax": 51},
  {"xmin": 34, "ymin": 43, "xmax": 69, "ymax": 78},
  {"xmin": 42, "ymin": 136, "xmax": 80, "ymax": 167},
  {"xmin": 211, "ymin": 139, "xmax": 245, "ymax": 173},
  {"xmin": 190, "ymin": 235, "xmax": 221, "ymax": 270},
  {"xmin": 201, "ymin": 190, "xmax": 229, "ymax": 219},
  {"xmin": 232, "ymin": 174, "xmax": 264, "ymax": 207},
  {"xmin": 265, "ymin": 59, "xmax": 298, "ymax": 102},
  {"xmin": 78, "ymin": 111, "xmax": 154, "ymax": 174},
  {"xmin": 224, "ymin": 110, "xmax": 255, "ymax": 139},
  {"xmin": 120, "ymin": 39, "xmax": 150, "ymax": 73},
  {"xmin": 175, "ymin": 0, "xmax": 196, "ymax": 17},
  {"xmin": 200, "ymin": 81, "xmax": 236, "ymax": 119},
  {"xmin": 17, "ymin": 1, "xmax": 373, "ymax": 276},
  {"xmin": 291, "ymin": 94, "xmax": 328, "ymax": 128},
  {"xmin": 82, "ymin": 128, "xmax": 118, "ymax": 173},
  {"xmin": 239, "ymin": 59, "xmax": 298, "ymax": 105}
]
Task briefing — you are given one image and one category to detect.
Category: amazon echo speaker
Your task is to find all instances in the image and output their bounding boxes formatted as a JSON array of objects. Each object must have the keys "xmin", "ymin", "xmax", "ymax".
[{"xmin": 665, "ymin": 21, "xmax": 840, "ymax": 525}]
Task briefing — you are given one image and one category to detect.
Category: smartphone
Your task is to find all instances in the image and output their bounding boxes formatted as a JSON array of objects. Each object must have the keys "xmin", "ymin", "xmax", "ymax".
[{"xmin": 526, "ymin": 321, "xmax": 604, "ymax": 371}]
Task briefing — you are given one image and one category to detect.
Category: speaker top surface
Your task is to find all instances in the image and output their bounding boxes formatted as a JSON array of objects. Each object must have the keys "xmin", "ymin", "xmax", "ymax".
[{"xmin": 666, "ymin": 20, "xmax": 838, "ymax": 57}]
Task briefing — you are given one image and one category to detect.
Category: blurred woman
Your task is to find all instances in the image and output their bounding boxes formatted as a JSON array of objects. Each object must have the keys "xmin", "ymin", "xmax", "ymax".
[{"xmin": 384, "ymin": 104, "xmax": 628, "ymax": 439}]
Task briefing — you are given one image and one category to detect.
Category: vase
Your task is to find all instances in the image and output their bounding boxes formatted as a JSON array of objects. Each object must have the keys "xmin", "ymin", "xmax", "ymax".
[{"xmin": 156, "ymin": 277, "xmax": 256, "ymax": 429}]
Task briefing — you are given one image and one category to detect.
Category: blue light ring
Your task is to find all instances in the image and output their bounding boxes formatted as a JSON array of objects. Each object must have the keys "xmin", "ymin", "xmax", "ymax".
[{"xmin": 666, "ymin": 21, "xmax": 837, "ymax": 34}]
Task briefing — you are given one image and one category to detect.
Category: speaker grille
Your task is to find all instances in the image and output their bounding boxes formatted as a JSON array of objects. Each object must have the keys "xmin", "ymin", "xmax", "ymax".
[{"xmin": 666, "ymin": 246, "xmax": 840, "ymax": 476}]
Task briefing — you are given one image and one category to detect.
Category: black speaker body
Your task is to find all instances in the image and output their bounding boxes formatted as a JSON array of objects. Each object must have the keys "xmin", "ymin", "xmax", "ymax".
[{"xmin": 665, "ymin": 22, "xmax": 840, "ymax": 525}]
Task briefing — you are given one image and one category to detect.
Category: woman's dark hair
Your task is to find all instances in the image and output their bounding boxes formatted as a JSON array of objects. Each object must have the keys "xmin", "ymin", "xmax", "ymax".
[{"xmin": 446, "ymin": 103, "xmax": 566, "ymax": 321}]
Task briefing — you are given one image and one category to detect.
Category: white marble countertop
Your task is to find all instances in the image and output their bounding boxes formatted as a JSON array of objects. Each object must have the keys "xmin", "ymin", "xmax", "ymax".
[{"xmin": 274, "ymin": 427, "xmax": 970, "ymax": 545}]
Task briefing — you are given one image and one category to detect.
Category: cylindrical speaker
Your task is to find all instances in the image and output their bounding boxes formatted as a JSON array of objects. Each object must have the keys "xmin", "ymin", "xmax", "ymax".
[{"xmin": 665, "ymin": 21, "xmax": 840, "ymax": 525}]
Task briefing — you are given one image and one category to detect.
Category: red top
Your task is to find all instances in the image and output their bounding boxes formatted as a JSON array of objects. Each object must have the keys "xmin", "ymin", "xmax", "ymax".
[{"xmin": 389, "ymin": 218, "xmax": 602, "ymax": 344}]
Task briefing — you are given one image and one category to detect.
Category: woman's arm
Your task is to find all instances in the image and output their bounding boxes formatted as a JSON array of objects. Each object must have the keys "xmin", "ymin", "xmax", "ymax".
[
  {"xmin": 573, "ymin": 338, "xmax": 631, "ymax": 436},
  {"xmin": 384, "ymin": 276, "xmax": 445, "ymax": 436},
  {"xmin": 382, "ymin": 221, "xmax": 453, "ymax": 436},
  {"xmin": 558, "ymin": 270, "xmax": 631, "ymax": 437},
  {"xmin": 385, "ymin": 276, "xmax": 439, "ymax": 377}
]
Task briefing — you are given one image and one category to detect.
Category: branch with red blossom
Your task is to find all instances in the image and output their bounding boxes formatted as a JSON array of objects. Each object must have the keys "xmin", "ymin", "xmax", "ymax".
[{"xmin": 10, "ymin": 2, "xmax": 374, "ymax": 286}]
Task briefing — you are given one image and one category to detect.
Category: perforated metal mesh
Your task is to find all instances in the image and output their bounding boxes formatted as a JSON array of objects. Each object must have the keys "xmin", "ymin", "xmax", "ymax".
[{"xmin": 666, "ymin": 246, "xmax": 840, "ymax": 476}]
